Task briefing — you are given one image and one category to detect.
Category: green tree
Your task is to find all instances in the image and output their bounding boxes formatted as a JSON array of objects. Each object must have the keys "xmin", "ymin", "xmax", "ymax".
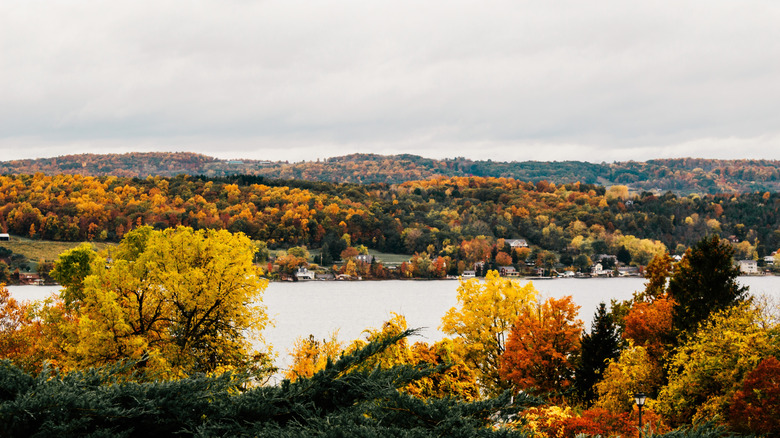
[
  {"xmin": 573, "ymin": 302, "xmax": 622, "ymax": 405},
  {"xmin": 0, "ymin": 331, "xmax": 540, "ymax": 437},
  {"xmin": 667, "ymin": 235, "xmax": 748, "ymax": 337},
  {"xmin": 49, "ymin": 243, "xmax": 97, "ymax": 309},
  {"xmin": 616, "ymin": 245, "xmax": 631, "ymax": 265}
]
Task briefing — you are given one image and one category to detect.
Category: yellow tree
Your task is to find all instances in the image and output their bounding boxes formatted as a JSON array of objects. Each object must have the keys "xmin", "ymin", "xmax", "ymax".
[
  {"xmin": 441, "ymin": 270, "xmax": 538, "ymax": 396},
  {"xmin": 286, "ymin": 315, "xmax": 479, "ymax": 400},
  {"xmin": 656, "ymin": 302, "xmax": 780, "ymax": 426},
  {"xmin": 285, "ymin": 331, "xmax": 343, "ymax": 381},
  {"xmin": 594, "ymin": 342, "xmax": 663, "ymax": 414},
  {"xmin": 52, "ymin": 226, "xmax": 272, "ymax": 378}
]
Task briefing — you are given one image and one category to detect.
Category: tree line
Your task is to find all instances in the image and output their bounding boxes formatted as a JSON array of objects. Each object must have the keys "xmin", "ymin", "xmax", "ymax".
[
  {"xmin": 4, "ymin": 152, "xmax": 780, "ymax": 194},
  {"xmin": 1, "ymin": 173, "xmax": 780, "ymax": 279}
]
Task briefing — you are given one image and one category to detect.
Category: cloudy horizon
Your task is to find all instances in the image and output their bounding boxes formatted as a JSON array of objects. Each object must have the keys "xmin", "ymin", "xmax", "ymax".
[{"xmin": 2, "ymin": 1, "xmax": 779, "ymax": 163}]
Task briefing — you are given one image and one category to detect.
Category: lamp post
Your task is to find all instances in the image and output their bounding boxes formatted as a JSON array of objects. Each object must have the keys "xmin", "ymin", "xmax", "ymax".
[{"xmin": 634, "ymin": 392, "xmax": 647, "ymax": 437}]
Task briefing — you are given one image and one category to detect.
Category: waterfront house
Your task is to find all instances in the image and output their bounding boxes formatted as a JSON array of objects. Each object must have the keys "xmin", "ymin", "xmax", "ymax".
[
  {"xmin": 295, "ymin": 266, "xmax": 316, "ymax": 280},
  {"xmin": 738, "ymin": 260, "xmax": 758, "ymax": 275}
]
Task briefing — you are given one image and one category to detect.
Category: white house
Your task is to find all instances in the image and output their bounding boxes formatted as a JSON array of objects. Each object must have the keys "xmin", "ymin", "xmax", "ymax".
[
  {"xmin": 0, "ymin": 233, "xmax": 9, "ymax": 241},
  {"xmin": 461, "ymin": 270, "xmax": 476, "ymax": 278},
  {"xmin": 738, "ymin": 260, "xmax": 758, "ymax": 275},
  {"xmin": 505, "ymin": 239, "xmax": 528, "ymax": 248},
  {"xmin": 355, "ymin": 254, "xmax": 374, "ymax": 264},
  {"xmin": 591, "ymin": 263, "xmax": 613, "ymax": 277},
  {"xmin": 295, "ymin": 266, "xmax": 316, "ymax": 280}
]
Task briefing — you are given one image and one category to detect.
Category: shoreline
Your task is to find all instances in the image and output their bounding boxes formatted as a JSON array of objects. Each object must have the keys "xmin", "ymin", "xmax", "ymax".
[{"xmin": 7, "ymin": 272, "xmax": 777, "ymax": 288}]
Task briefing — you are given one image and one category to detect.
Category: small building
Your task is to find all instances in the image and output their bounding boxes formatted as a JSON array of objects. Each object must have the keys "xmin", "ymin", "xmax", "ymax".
[
  {"xmin": 355, "ymin": 254, "xmax": 374, "ymax": 264},
  {"xmin": 0, "ymin": 233, "xmax": 9, "ymax": 241},
  {"xmin": 561, "ymin": 270, "xmax": 575, "ymax": 278},
  {"xmin": 591, "ymin": 263, "xmax": 613, "ymax": 277},
  {"xmin": 765, "ymin": 253, "xmax": 777, "ymax": 266},
  {"xmin": 19, "ymin": 273, "xmax": 44, "ymax": 285},
  {"xmin": 504, "ymin": 239, "xmax": 528, "ymax": 248},
  {"xmin": 461, "ymin": 270, "xmax": 476, "ymax": 278},
  {"xmin": 738, "ymin": 260, "xmax": 758, "ymax": 275},
  {"xmin": 498, "ymin": 266, "xmax": 520, "ymax": 277},
  {"xmin": 295, "ymin": 266, "xmax": 316, "ymax": 280},
  {"xmin": 617, "ymin": 266, "xmax": 641, "ymax": 277}
]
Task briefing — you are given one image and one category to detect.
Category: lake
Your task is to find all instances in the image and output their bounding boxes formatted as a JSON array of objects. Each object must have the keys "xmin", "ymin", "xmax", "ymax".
[{"xmin": 8, "ymin": 276, "xmax": 780, "ymax": 376}]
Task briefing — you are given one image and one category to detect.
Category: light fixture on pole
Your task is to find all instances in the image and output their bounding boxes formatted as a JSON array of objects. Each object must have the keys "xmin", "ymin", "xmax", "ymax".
[{"xmin": 634, "ymin": 392, "xmax": 646, "ymax": 436}]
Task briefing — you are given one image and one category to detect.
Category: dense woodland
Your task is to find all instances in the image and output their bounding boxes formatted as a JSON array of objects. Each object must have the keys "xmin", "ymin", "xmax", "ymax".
[
  {"xmin": 0, "ymin": 171, "xmax": 779, "ymax": 281},
  {"xmin": 3, "ymin": 152, "xmax": 780, "ymax": 194}
]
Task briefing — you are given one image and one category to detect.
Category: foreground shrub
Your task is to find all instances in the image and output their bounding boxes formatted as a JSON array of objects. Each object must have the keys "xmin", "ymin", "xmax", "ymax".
[{"xmin": 0, "ymin": 330, "xmax": 542, "ymax": 437}]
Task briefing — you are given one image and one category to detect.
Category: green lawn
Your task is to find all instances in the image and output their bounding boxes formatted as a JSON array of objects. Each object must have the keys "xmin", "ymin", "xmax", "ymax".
[
  {"xmin": 0, "ymin": 235, "xmax": 113, "ymax": 262},
  {"xmin": 367, "ymin": 250, "xmax": 411, "ymax": 264}
]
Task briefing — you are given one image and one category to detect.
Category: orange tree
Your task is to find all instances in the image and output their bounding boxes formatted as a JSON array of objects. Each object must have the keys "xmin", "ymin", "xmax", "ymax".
[{"xmin": 499, "ymin": 296, "xmax": 582, "ymax": 399}]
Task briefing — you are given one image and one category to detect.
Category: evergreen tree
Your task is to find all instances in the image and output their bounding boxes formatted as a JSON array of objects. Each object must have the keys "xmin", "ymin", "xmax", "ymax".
[
  {"xmin": 0, "ymin": 331, "xmax": 541, "ymax": 437},
  {"xmin": 320, "ymin": 243, "xmax": 333, "ymax": 265},
  {"xmin": 667, "ymin": 235, "xmax": 748, "ymax": 337},
  {"xmin": 573, "ymin": 302, "xmax": 621, "ymax": 405},
  {"xmin": 616, "ymin": 245, "xmax": 631, "ymax": 265}
]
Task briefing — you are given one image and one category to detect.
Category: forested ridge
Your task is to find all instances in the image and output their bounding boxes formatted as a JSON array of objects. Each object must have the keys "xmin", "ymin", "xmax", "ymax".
[
  {"xmin": 1, "ymin": 173, "xmax": 778, "ymax": 264},
  {"xmin": 3, "ymin": 152, "xmax": 780, "ymax": 194}
]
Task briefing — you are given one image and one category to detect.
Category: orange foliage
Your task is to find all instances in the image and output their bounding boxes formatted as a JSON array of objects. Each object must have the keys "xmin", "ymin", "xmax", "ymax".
[
  {"xmin": 0, "ymin": 285, "xmax": 66, "ymax": 373},
  {"xmin": 623, "ymin": 296, "xmax": 675, "ymax": 360},
  {"xmin": 500, "ymin": 296, "xmax": 582, "ymax": 397}
]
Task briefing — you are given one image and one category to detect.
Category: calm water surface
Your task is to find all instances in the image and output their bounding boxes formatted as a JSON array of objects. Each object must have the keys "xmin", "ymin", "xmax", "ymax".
[{"xmin": 9, "ymin": 276, "xmax": 780, "ymax": 373}]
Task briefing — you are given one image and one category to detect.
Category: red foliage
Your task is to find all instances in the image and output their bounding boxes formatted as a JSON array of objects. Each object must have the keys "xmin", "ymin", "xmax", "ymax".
[
  {"xmin": 728, "ymin": 356, "xmax": 780, "ymax": 435},
  {"xmin": 560, "ymin": 408, "xmax": 636, "ymax": 438}
]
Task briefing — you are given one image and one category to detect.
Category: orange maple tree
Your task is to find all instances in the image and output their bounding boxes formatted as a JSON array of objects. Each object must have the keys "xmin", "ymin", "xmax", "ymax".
[{"xmin": 499, "ymin": 296, "xmax": 582, "ymax": 397}]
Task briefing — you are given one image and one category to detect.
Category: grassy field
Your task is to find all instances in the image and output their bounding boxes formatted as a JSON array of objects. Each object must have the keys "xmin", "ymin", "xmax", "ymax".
[
  {"xmin": 0, "ymin": 235, "xmax": 113, "ymax": 262},
  {"xmin": 367, "ymin": 250, "xmax": 411, "ymax": 264}
]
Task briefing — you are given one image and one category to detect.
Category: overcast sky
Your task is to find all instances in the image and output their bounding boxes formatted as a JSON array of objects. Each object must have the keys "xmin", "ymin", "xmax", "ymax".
[{"xmin": 2, "ymin": 1, "xmax": 779, "ymax": 163}]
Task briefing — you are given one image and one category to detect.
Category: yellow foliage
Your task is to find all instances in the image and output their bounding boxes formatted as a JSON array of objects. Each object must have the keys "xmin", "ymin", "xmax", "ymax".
[
  {"xmin": 595, "ymin": 341, "xmax": 662, "ymax": 413},
  {"xmin": 54, "ymin": 226, "xmax": 272, "ymax": 379},
  {"xmin": 656, "ymin": 302, "xmax": 780, "ymax": 425},
  {"xmin": 441, "ymin": 270, "xmax": 539, "ymax": 396},
  {"xmin": 285, "ymin": 331, "xmax": 343, "ymax": 381}
]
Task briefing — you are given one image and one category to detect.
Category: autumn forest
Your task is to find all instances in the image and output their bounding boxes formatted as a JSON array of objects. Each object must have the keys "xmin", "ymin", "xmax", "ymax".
[{"xmin": 1, "ymin": 153, "xmax": 780, "ymax": 437}]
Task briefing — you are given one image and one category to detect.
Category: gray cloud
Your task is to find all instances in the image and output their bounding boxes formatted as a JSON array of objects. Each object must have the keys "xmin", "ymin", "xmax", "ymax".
[{"xmin": 2, "ymin": 1, "xmax": 780, "ymax": 162}]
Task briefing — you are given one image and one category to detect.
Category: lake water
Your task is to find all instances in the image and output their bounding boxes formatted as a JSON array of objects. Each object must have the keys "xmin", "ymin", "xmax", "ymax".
[{"xmin": 8, "ymin": 276, "xmax": 780, "ymax": 375}]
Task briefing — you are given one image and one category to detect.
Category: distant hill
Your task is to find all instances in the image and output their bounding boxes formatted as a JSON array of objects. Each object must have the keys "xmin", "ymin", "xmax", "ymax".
[{"xmin": 2, "ymin": 152, "xmax": 779, "ymax": 194}]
